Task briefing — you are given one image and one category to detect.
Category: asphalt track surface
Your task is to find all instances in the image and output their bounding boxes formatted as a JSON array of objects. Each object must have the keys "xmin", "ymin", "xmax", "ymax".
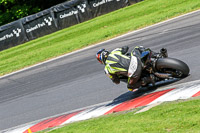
[{"xmin": 1, "ymin": 10, "xmax": 200, "ymax": 131}]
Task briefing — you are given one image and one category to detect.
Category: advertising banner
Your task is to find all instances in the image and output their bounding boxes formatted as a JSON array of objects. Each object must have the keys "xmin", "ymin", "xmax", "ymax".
[
  {"xmin": 53, "ymin": 0, "xmax": 92, "ymax": 30},
  {"xmin": 22, "ymin": 9, "xmax": 58, "ymax": 40},
  {"xmin": 89, "ymin": 0, "xmax": 129, "ymax": 17},
  {"xmin": 128, "ymin": 0, "xmax": 143, "ymax": 5},
  {"xmin": 76, "ymin": 0, "xmax": 93, "ymax": 23},
  {"xmin": 0, "ymin": 0, "xmax": 136, "ymax": 51},
  {"xmin": 0, "ymin": 20, "xmax": 28, "ymax": 51}
]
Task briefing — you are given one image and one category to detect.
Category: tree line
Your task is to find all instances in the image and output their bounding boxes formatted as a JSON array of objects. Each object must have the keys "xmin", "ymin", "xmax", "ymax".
[{"xmin": 0, "ymin": 0, "xmax": 70, "ymax": 26}]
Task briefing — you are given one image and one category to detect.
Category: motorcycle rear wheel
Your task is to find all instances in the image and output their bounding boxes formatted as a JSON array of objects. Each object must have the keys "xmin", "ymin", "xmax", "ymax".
[{"xmin": 155, "ymin": 58, "xmax": 190, "ymax": 78}]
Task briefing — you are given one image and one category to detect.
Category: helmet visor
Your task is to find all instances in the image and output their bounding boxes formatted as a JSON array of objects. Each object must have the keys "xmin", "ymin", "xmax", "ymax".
[{"xmin": 96, "ymin": 53, "xmax": 103, "ymax": 64}]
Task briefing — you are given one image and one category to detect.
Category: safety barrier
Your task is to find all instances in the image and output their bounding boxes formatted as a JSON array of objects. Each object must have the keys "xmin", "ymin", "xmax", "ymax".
[{"xmin": 0, "ymin": 0, "xmax": 143, "ymax": 51}]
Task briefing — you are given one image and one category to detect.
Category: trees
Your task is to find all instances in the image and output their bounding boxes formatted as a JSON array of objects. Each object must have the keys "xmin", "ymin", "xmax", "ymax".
[{"xmin": 0, "ymin": 0, "xmax": 70, "ymax": 26}]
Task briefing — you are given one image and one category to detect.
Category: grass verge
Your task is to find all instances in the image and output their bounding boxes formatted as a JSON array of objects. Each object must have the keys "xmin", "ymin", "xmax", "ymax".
[
  {"xmin": 1, "ymin": 0, "xmax": 200, "ymax": 75},
  {"xmin": 39, "ymin": 98, "xmax": 200, "ymax": 133}
]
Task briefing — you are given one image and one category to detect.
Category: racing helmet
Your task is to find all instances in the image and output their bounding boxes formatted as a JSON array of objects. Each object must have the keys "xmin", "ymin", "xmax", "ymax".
[{"xmin": 96, "ymin": 49, "xmax": 109, "ymax": 64}]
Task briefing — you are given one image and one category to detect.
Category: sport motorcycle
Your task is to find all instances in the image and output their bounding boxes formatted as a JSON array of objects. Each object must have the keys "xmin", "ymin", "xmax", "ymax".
[{"xmin": 120, "ymin": 48, "xmax": 190, "ymax": 87}]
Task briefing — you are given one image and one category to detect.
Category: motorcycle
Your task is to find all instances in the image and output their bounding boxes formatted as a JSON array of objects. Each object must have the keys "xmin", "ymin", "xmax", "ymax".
[{"xmin": 121, "ymin": 48, "xmax": 190, "ymax": 87}]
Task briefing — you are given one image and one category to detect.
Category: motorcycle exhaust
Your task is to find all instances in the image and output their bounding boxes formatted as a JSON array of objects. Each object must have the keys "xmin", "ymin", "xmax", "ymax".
[
  {"xmin": 160, "ymin": 48, "xmax": 168, "ymax": 57},
  {"xmin": 154, "ymin": 72, "xmax": 172, "ymax": 79}
]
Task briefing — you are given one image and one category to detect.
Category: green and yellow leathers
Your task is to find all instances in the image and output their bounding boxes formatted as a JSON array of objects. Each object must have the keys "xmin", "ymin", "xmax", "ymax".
[{"xmin": 104, "ymin": 48, "xmax": 130, "ymax": 75}]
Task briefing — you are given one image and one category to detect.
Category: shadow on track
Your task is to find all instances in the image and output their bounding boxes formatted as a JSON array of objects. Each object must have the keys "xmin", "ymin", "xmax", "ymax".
[{"xmin": 107, "ymin": 78, "xmax": 183, "ymax": 106}]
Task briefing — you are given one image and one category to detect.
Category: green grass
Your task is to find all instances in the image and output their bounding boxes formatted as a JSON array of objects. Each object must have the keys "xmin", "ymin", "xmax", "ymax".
[
  {"xmin": 1, "ymin": 0, "xmax": 200, "ymax": 75},
  {"xmin": 40, "ymin": 98, "xmax": 200, "ymax": 133}
]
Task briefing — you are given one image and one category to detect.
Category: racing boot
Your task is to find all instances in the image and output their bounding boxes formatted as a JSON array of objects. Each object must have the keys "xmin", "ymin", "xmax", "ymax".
[{"xmin": 141, "ymin": 74, "xmax": 155, "ymax": 86}]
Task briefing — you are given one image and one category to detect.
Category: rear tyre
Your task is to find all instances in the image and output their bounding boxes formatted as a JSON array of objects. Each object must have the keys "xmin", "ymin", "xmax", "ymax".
[{"xmin": 156, "ymin": 58, "xmax": 190, "ymax": 78}]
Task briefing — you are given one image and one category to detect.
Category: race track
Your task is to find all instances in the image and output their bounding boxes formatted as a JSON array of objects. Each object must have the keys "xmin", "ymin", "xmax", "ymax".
[{"xmin": 1, "ymin": 10, "xmax": 200, "ymax": 131}]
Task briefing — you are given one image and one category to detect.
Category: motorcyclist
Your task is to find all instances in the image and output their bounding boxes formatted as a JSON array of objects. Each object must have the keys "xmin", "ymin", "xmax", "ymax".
[{"xmin": 96, "ymin": 46, "xmax": 155, "ymax": 91}]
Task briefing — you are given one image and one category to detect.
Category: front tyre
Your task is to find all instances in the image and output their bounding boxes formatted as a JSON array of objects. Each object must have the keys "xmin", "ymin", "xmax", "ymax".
[{"xmin": 155, "ymin": 58, "xmax": 190, "ymax": 78}]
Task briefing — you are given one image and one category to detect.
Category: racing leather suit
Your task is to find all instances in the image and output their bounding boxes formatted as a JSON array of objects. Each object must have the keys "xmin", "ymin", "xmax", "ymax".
[{"xmin": 104, "ymin": 46, "xmax": 143, "ymax": 91}]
